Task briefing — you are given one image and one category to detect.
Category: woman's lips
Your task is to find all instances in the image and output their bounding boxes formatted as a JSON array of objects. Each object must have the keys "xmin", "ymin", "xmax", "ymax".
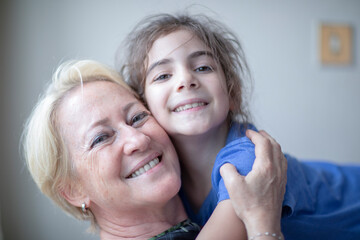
[{"xmin": 127, "ymin": 156, "xmax": 161, "ymax": 179}]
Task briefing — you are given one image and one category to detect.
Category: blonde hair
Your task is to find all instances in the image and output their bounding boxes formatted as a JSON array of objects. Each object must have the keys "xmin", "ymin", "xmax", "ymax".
[
  {"xmin": 117, "ymin": 12, "xmax": 252, "ymax": 124},
  {"xmin": 22, "ymin": 60, "xmax": 135, "ymax": 231}
]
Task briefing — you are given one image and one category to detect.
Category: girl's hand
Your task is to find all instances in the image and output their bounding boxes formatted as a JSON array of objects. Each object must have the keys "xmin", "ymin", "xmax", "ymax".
[{"xmin": 220, "ymin": 130, "xmax": 287, "ymax": 237}]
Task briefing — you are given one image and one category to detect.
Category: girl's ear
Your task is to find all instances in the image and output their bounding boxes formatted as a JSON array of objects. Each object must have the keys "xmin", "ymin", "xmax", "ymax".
[{"xmin": 60, "ymin": 182, "xmax": 89, "ymax": 208}]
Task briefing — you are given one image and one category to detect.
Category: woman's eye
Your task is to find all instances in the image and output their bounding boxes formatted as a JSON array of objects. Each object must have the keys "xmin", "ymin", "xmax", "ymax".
[
  {"xmin": 90, "ymin": 134, "xmax": 109, "ymax": 148},
  {"xmin": 154, "ymin": 74, "xmax": 171, "ymax": 81},
  {"xmin": 195, "ymin": 66, "xmax": 213, "ymax": 72},
  {"xmin": 131, "ymin": 111, "xmax": 149, "ymax": 126}
]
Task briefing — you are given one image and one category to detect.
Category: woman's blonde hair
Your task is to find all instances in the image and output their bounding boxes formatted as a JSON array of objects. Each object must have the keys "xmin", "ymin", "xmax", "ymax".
[
  {"xmin": 22, "ymin": 60, "xmax": 135, "ymax": 231},
  {"xmin": 117, "ymin": 12, "xmax": 252, "ymax": 124}
]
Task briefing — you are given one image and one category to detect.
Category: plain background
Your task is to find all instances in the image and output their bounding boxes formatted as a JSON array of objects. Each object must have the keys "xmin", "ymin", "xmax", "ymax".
[{"xmin": 1, "ymin": 0, "xmax": 359, "ymax": 239}]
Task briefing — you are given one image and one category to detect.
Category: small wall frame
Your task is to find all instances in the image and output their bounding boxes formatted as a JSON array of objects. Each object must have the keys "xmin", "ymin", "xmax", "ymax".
[{"xmin": 320, "ymin": 24, "xmax": 353, "ymax": 65}]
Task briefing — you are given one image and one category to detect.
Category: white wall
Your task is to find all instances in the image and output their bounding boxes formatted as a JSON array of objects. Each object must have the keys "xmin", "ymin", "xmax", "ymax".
[{"xmin": 1, "ymin": 0, "xmax": 359, "ymax": 239}]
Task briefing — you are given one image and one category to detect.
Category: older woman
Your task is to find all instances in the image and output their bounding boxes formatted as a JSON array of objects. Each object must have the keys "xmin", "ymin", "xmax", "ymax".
[{"xmin": 22, "ymin": 60, "xmax": 286, "ymax": 239}]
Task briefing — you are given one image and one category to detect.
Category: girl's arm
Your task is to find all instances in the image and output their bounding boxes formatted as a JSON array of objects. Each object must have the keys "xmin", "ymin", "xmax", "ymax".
[
  {"xmin": 196, "ymin": 130, "xmax": 287, "ymax": 240},
  {"xmin": 196, "ymin": 199, "xmax": 247, "ymax": 240}
]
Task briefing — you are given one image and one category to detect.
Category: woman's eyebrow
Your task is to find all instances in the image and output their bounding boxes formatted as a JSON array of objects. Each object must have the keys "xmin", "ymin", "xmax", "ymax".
[
  {"xmin": 84, "ymin": 101, "xmax": 138, "ymax": 140},
  {"xmin": 83, "ymin": 117, "xmax": 110, "ymax": 145},
  {"xmin": 122, "ymin": 101, "xmax": 138, "ymax": 113},
  {"xmin": 146, "ymin": 58, "xmax": 172, "ymax": 76}
]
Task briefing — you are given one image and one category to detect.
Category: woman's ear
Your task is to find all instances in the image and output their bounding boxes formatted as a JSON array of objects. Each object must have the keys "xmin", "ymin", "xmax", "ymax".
[
  {"xmin": 60, "ymin": 182, "xmax": 89, "ymax": 208},
  {"xmin": 229, "ymin": 97, "xmax": 235, "ymax": 111}
]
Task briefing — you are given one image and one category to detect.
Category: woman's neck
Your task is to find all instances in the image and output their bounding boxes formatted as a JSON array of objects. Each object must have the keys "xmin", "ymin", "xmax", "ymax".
[
  {"xmin": 96, "ymin": 195, "xmax": 187, "ymax": 240},
  {"xmin": 171, "ymin": 121, "xmax": 229, "ymax": 211}
]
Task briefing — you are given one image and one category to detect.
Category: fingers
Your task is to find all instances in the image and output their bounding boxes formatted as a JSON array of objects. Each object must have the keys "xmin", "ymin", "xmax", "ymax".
[
  {"xmin": 246, "ymin": 129, "xmax": 284, "ymax": 168},
  {"xmin": 220, "ymin": 163, "xmax": 240, "ymax": 185},
  {"xmin": 246, "ymin": 129, "xmax": 273, "ymax": 169},
  {"xmin": 220, "ymin": 163, "xmax": 237, "ymax": 176},
  {"xmin": 258, "ymin": 130, "xmax": 283, "ymax": 159},
  {"xmin": 246, "ymin": 129, "xmax": 271, "ymax": 151},
  {"xmin": 247, "ymin": 129, "xmax": 280, "ymax": 151},
  {"xmin": 259, "ymin": 130, "xmax": 287, "ymax": 181},
  {"xmin": 246, "ymin": 129, "xmax": 287, "ymax": 195},
  {"xmin": 220, "ymin": 163, "xmax": 244, "ymax": 194}
]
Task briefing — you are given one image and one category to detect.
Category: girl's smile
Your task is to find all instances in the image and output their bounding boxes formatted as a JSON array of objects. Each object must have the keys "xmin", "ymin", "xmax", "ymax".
[{"xmin": 145, "ymin": 29, "xmax": 230, "ymax": 138}]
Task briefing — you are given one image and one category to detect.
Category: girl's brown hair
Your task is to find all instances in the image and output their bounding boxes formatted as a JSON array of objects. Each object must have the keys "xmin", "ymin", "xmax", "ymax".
[{"xmin": 117, "ymin": 13, "xmax": 252, "ymax": 124}]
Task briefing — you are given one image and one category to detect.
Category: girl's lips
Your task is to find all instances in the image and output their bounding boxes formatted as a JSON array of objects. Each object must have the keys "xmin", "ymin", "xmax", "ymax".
[
  {"xmin": 173, "ymin": 102, "xmax": 207, "ymax": 112},
  {"xmin": 172, "ymin": 98, "xmax": 208, "ymax": 112}
]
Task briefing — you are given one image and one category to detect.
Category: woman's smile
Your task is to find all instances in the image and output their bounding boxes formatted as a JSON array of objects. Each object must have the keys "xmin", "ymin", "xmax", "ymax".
[{"xmin": 127, "ymin": 154, "xmax": 162, "ymax": 179}]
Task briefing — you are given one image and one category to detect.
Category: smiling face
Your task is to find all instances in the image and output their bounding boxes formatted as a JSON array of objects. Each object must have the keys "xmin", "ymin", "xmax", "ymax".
[
  {"xmin": 57, "ymin": 81, "xmax": 181, "ymax": 215},
  {"xmin": 144, "ymin": 29, "xmax": 230, "ymax": 138}
]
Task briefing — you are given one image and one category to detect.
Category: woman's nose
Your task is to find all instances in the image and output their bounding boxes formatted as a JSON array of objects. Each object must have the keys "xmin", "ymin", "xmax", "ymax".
[
  {"xmin": 122, "ymin": 126, "xmax": 151, "ymax": 155},
  {"xmin": 176, "ymin": 68, "xmax": 199, "ymax": 92}
]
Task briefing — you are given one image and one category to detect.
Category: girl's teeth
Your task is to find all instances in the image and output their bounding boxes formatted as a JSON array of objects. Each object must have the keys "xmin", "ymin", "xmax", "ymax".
[
  {"xmin": 129, "ymin": 158, "xmax": 160, "ymax": 178},
  {"xmin": 174, "ymin": 102, "xmax": 205, "ymax": 112}
]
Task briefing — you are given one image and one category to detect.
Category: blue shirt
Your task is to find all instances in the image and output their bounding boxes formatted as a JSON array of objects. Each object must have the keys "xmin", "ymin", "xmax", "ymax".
[{"xmin": 180, "ymin": 123, "xmax": 360, "ymax": 239}]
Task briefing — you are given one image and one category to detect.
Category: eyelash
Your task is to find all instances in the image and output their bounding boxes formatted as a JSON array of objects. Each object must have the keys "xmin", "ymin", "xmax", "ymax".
[
  {"xmin": 90, "ymin": 132, "xmax": 112, "ymax": 149},
  {"xmin": 195, "ymin": 65, "xmax": 213, "ymax": 72},
  {"xmin": 154, "ymin": 73, "xmax": 172, "ymax": 82},
  {"xmin": 130, "ymin": 111, "xmax": 150, "ymax": 126},
  {"xmin": 153, "ymin": 65, "xmax": 213, "ymax": 82},
  {"xmin": 89, "ymin": 112, "xmax": 150, "ymax": 149}
]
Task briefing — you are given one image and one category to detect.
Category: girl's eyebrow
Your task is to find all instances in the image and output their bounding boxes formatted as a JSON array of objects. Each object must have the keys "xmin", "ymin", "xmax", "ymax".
[
  {"xmin": 188, "ymin": 50, "xmax": 214, "ymax": 60},
  {"xmin": 146, "ymin": 51, "xmax": 214, "ymax": 77},
  {"xmin": 146, "ymin": 59, "xmax": 172, "ymax": 76}
]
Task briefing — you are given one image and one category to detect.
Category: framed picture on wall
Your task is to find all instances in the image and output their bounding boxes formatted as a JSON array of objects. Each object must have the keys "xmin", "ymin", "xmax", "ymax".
[{"xmin": 320, "ymin": 24, "xmax": 353, "ymax": 65}]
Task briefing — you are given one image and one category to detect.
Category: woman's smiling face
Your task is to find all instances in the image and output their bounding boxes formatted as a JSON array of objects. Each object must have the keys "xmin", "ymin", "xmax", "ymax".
[{"xmin": 57, "ymin": 81, "xmax": 181, "ymax": 214}]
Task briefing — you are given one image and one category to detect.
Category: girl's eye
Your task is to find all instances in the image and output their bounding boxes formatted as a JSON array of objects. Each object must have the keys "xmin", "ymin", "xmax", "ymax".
[
  {"xmin": 154, "ymin": 74, "xmax": 171, "ymax": 81},
  {"xmin": 130, "ymin": 111, "xmax": 150, "ymax": 126},
  {"xmin": 195, "ymin": 66, "xmax": 213, "ymax": 72},
  {"xmin": 90, "ymin": 134, "xmax": 109, "ymax": 148}
]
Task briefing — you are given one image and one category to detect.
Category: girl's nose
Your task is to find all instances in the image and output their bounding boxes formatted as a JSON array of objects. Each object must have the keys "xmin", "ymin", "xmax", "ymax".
[
  {"xmin": 176, "ymin": 69, "xmax": 199, "ymax": 92},
  {"xmin": 122, "ymin": 126, "xmax": 151, "ymax": 155}
]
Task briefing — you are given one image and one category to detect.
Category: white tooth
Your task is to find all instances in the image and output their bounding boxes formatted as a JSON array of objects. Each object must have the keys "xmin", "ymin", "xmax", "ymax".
[
  {"xmin": 129, "ymin": 157, "xmax": 160, "ymax": 178},
  {"xmin": 144, "ymin": 164, "xmax": 150, "ymax": 171},
  {"xmin": 175, "ymin": 102, "xmax": 205, "ymax": 112}
]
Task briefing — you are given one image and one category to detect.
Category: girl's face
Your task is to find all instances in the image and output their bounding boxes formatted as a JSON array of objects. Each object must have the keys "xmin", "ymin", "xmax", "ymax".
[
  {"xmin": 144, "ymin": 29, "xmax": 230, "ymax": 138},
  {"xmin": 58, "ymin": 81, "xmax": 181, "ymax": 216}
]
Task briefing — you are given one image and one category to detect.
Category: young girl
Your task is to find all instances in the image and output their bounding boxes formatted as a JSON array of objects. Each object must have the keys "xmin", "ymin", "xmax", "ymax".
[{"xmin": 118, "ymin": 13, "xmax": 360, "ymax": 240}]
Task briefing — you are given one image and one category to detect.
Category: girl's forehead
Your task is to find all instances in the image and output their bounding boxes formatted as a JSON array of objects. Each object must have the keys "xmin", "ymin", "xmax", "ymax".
[{"xmin": 148, "ymin": 30, "xmax": 208, "ymax": 58}]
